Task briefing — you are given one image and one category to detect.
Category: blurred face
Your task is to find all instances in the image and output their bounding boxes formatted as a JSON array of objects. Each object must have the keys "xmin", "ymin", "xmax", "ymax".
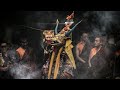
[
  {"xmin": 94, "ymin": 37, "xmax": 102, "ymax": 47},
  {"xmin": 81, "ymin": 33, "xmax": 89, "ymax": 41},
  {"xmin": 20, "ymin": 39, "xmax": 28, "ymax": 48},
  {"xmin": 1, "ymin": 43, "xmax": 8, "ymax": 53},
  {"xmin": 108, "ymin": 38, "xmax": 115, "ymax": 45},
  {"xmin": 21, "ymin": 41, "xmax": 28, "ymax": 46}
]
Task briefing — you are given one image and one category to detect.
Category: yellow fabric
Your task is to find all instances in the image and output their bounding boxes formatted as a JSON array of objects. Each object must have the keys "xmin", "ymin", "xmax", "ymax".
[
  {"xmin": 65, "ymin": 39, "xmax": 76, "ymax": 69},
  {"xmin": 48, "ymin": 39, "xmax": 76, "ymax": 79},
  {"xmin": 53, "ymin": 47, "xmax": 63, "ymax": 79},
  {"xmin": 65, "ymin": 39, "xmax": 72, "ymax": 48},
  {"xmin": 48, "ymin": 51, "xmax": 55, "ymax": 79}
]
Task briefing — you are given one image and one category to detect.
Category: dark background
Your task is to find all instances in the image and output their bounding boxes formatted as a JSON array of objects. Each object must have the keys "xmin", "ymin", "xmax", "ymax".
[{"xmin": 0, "ymin": 11, "xmax": 120, "ymax": 66}]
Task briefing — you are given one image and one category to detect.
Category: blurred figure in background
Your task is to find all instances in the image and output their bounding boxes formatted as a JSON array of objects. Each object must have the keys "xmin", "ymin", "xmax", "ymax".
[
  {"xmin": 0, "ymin": 42, "xmax": 13, "ymax": 79},
  {"xmin": 88, "ymin": 36, "xmax": 107, "ymax": 79},
  {"xmin": 76, "ymin": 32, "xmax": 92, "ymax": 79}
]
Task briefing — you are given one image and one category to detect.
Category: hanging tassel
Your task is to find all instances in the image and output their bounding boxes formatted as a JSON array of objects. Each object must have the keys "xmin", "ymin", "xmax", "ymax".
[
  {"xmin": 65, "ymin": 39, "xmax": 76, "ymax": 69},
  {"xmin": 48, "ymin": 51, "xmax": 55, "ymax": 79},
  {"xmin": 53, "ymin": 47, "xmax": 63, "ymax": 79}
]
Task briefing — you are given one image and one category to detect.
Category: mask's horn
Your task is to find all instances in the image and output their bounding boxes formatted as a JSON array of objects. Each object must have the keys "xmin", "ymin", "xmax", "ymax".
[
  {"xmin": 55, "ymin": 19, "xmax": 59, "ymax": 34},
  {"xmin": 65, "ymin": 20, "xmax": 82, "ymax": 37}
]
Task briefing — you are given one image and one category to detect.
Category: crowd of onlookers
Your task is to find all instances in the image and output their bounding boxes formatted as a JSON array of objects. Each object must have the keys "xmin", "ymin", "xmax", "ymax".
[{"xmin": 0, "ymin": 32, "xmax": 120, "ymax": 79}]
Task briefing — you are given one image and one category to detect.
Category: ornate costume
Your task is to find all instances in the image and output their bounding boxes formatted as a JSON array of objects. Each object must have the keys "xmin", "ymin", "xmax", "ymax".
[{"xmin": 42, "ymin": 12, "xmax": 82, "ymax": 79}]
